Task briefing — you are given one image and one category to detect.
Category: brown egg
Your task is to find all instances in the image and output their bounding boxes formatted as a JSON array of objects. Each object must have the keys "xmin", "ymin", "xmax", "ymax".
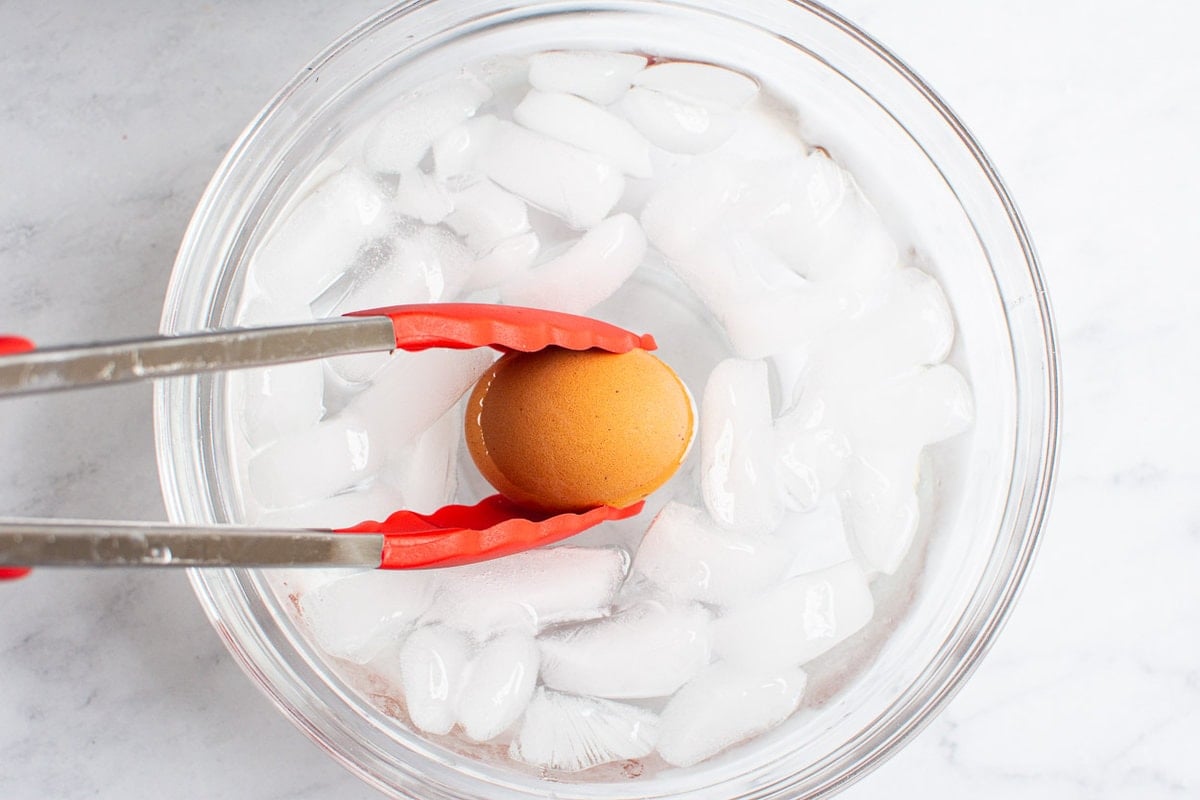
[{"xmin": 464, "ymin": 347, "xmax": 695, "ymax": 513}]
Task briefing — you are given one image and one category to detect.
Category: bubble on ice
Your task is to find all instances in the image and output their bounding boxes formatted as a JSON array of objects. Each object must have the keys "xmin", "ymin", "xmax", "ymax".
[
  {"xmin": 714, "ymin": 560, "xmax": 874, "ymax": 669},
  {"xmin": 502, "ymin": 213, "xmax": 646, "ymax": 314},
  {"xmin": 445, "ymin": 179, "xmax": 530, "ymax": 254},
  {"xmin": 465, "ymin": 231, "xmax": 540, "ymax": 292},
  {"xmin": 425, "ymin": 547, "xmax": 629, "ymax": 636},
  {"xmin": 700, "ymin": 359, "xmax": 785, "ymax": 534},
  {"xmin": 393, "ymin": 168, "xmax": 454, "ymax": 225},
  {"xmin": 248, "ymin": 410, "xmax": 381, "ymax": 509},
  {"xmin": 840, "ymin": 448, "xmax": 921, "ymax": 576},
  {"xmin": 513, "ymin": 90, "xmax": 653, "ymax": 178},
  {"xmin": 632, "ymin": 502, "xmax": 790, "ymax": 607},
  {"xmin": 253, "ymin": 168, "xmax": 390, "ymax": 304},
  {"xmin": 299, "ymin": 569, "xmax": 436, "ymax": 664},
  {"xmin": 363, "ymin": 74, "xmax": 491, "ymax": 174},
  {"xmin": 528, "ymin": 50, "xmax": 648, "ymax": 106},
  {"xmin": 235, "ymin": 361, "xmax": 325, "ymax": 449},
  {"xmin": 539, "ymin": 601, "xmax": 711, "ymax": 699},
  {"xmin": 457, "ymin": 632, "xmax": 539, "ymax": 741},
  {"xmin": 476, "ymin": 120, "xmax": 625, "ymax": 229},
  {"xmin": 349, "ymin": 347, "xmax": 493, "ymax": 452},
  {"xmin": 656, "ymin": 662, "xmax": 807, "ymax": 767},
  {"xmin": 510, "ymin": 688, "xmax": 659, "ymax": 772},
  {"xmin": 388, "ymin": 624, "xmax": 471, "ymax": 736}
]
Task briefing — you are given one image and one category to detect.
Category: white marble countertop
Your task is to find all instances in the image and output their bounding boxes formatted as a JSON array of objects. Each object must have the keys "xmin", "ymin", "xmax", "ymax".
[{"xmin": 1, "ymin": 1, "xmax": 1196, "ymax": 797}]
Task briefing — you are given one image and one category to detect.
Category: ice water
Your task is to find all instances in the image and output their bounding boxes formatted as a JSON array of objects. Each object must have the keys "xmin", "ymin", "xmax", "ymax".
[{"xmin": 229, "ymin": 50, "xmax": 974, "ymax": 777}]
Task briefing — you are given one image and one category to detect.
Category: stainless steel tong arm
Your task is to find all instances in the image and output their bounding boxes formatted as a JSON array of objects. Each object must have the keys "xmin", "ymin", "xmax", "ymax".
[{"xmin": 0, "ymin": 315, "xmax": 396, "ymax": 397}]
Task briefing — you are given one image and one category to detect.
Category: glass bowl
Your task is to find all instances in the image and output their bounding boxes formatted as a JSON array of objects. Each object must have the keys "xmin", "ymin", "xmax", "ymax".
[{"xmin": 155, "ymin": 1, "xmax": 1059, "ymax": 797}]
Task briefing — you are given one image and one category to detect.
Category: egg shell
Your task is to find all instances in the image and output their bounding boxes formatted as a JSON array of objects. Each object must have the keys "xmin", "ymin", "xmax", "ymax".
[{"xmin": 464, "ymin": 348, "xmax": 694, "ymax": 512}]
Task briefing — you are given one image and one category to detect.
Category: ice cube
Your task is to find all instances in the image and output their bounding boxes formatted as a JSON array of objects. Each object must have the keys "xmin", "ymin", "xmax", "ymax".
[
  {"xmin": 712, "ymin": 101, "xmax": 807, "ymax": 163},
  {"xmin": 842, "ymin": 363, "xmax": 974, "ymax": 454},
  {"xmin": 433, "ymin": 115, "xmax": 498, "ymax": 180},
  {"xmin": 476, "ymin": 120, "xmax": 625, "ymax": 229},
  {"xmin": 700, "ymin": 359, "xmax": 785, "ymax": 534},
  {"xmin": 640, "ymin": 160, "xmax": 744, "ymax": 261},
  {"xmin": 528, "ymin": 51, "xmax": 648, "ymax": 106},
  {"xmin": 721, "ymin": 277, "xmax": 858, "ymax": 361},
  {"xmin": 815, "ymin": 268, "xmax": 955, "ymax": 387},
  {"xmin": 839, "ymin": 448, "xmax": 921, "ymax": 575},
  {"xmin": 326, "ymin": 352, "xmax": 391, "ymax": 387},
  {"xmin": 445, "ymin": 179, "xmax": 530, "ymax": 254},
  {"xmin": 739, "ymin": 153, "xmax": 847, "ymax": 257},
  {"xmin": 363, "ymin": 75, "xmax": 492, "ymax": 174},
  {"xmin": 656, "ymin": 662, "xmax": 806, "ymax": 767},
  {"xmin": 501, "ymin": 213, "xmax": 646, "ymax": 313},
  {"xmin": 238, "ymin": 293, "xmax": 312, "ymax": 327},
  {"xmin": 253, "ymin": 483, "xmax": 402, "ymax": 529},
  {"xmin": 661, "ymin": 227, "xmax": 794, "ymax": 319},
  {"xmin": 465, "ymin": 231, "xmax": 540, "ymax": 291},
  {"xmin": 335, "ymin": 225, "xmax": 473, "ymax": 315},
  {"xmin": 713, "ymin": 560, "xmax": 874, "ymax": 669},
  {"xmin": 818, "ymin": 197, "xmax": 899, "ymax": 288},
  {"xmin": 469, "ymin": 55, "xmax": 531, "ymax": 110},
  {"xmin": 513, "ymin": 90, "xmax": 652, "ymax": 178},
  {"xmin": 773, "ymin": 414, "xmax": 852, "ymax": 511},
  {"xmin": 380, "ymin": 404, "xmax": 459, "ymax": 514},
  {"xmin": 248, "ymin": 410, "xmax": 381, "ymax": 509},
  {"xmin": 778, "ymin": 498, "xmax": 856, "ymax": 576},
  {"xmin": 632, "ymin": 502, "xmax": 790, "ymax": 607},
  {"xmin": 510, "ymin": 688, "xmax": 659, "ymax": 772},
  {"xmin": 253, "ymin": 168, "xmax": 390, "ymax": 304},
  {"xmin": 621, "ymin": 62, "xmax": 758, "ymax": 155},
  {"xmin": 619, "ymin": 87, "xmax": 739, "ymax": 155},
  {"xmin": 348, "ymin": 347, "xmax": 493, "ymax": 452},
  {"xmin": 425, "ymin": 547, "xmax": 629, "ymax": 636},
  {"xmin": 633, "ymin": 62, "xmax": 759, "ymax": 111},
  {"xmin": 539, "ymin": 601, "xmax": 711, "ymax": 699},
  {"xmin": 235, "ymin": 361, "xmax": 326, "ymax": 449},
  {"xmin": 389, "ymin": 624, "xmax": 471, "ymax": 735},
  {"xmin": 744, "ymin": 152, "xmax": 899, "ymax": 287},
  {"xmin": 458, "ymin": 632, "xmax": 539, "ymax": 741},
  {"xmin": 299, "ymin": 569, "xmax": 436, "ymax": 663},
  {"xmin": 393, "ymin": 168, "xmax": 454, "ymax": 224},
  {"xmin": 665, "ymin": 231, "xmax": 848, "ymax": 360}
]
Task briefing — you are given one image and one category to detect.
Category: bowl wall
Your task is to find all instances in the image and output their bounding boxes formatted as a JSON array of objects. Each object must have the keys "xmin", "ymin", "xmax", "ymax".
[{"xmin": 156, "ymin": 2, "xmax": 1057, "ymax": 798}]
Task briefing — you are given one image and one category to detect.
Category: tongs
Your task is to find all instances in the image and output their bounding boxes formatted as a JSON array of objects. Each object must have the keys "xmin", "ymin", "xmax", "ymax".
[{"xmin": 0, "ymin": 304, "xmax": 655, "ymax": 579}]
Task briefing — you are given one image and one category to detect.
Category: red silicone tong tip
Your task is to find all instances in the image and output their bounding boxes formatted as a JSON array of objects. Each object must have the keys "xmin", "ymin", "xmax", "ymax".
[
  {"xmin": 338, "ymin": 494, "xmax": 644, "ymax": 570},
  {"xmin": 0, "ymin": 337, "xmax": 35, "ymax": 580},
  {"xmin": 346, "ymin": 303, "xmax": 657, "ymax": 355},
  {"xmin": 0, "ymin": 336, "xmax": 35, "ymax": 356}
]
